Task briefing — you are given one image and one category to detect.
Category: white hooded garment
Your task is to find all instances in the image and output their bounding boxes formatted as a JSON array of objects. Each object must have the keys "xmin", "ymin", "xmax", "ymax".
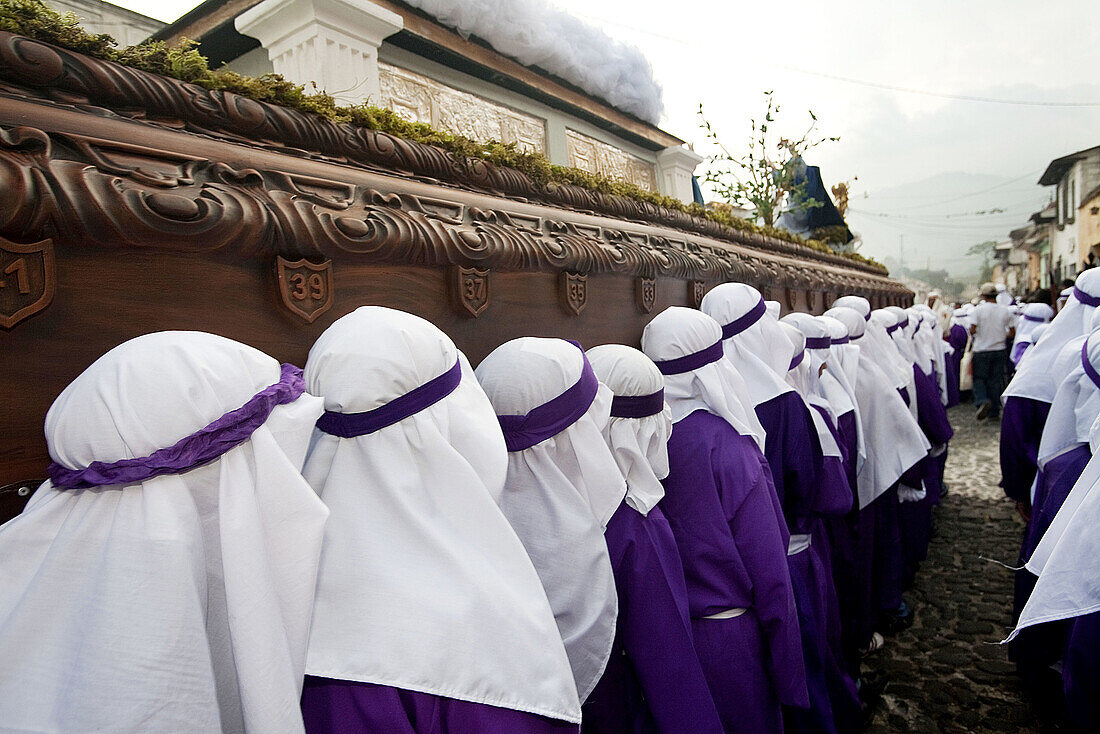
[
  {"xmin": 777, "ymin": 318, "xmax": 843, "ymax": 460},
  {"xmin": 640, "ymin": 306, "xmax": 767, "ymax": 451},
  {"xmin": 1036, "ymin": 330, "xmax": 1100, "ymax": 472},
  {"xmin": 818, "ymin": 314, "xmax": 867, "ymax": 474},
  {"xmin": 476, "ymin": 337, "xmax": 622, "ymax": 704},
  {"xmin": 1005, "ymin": 268, "xmax": 1100, "ymax": 404},
  {"xmin": 0, "ymin": 331, "xmax": 330, "ymax": 734},
  {"xmin": 1008, "ymin": 413, "xmax": 1100, "ymax": 641},
  {"xmin": 301, "ymin": 308, "xmax": 581, "ymax": 723},
  {"xmin": 700, "ymin": 282, "xmax": 798, "ymax": 408},
  {"xmin": 1011, "ymin": 303, "xmax": 1054, "ymax": 362},
  {"xmin": 825, "ymin": 307, "xmax": 931, "ymax": 508},
  {"xmin": 587, "ymin": 344, "xmax": 672, "ymax": 516},
  {"xmin": 870, "ymin": 309, "xmax": 920, "ymax": 421}
]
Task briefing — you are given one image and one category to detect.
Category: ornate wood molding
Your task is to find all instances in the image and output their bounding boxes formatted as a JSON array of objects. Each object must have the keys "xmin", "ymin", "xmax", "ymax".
[{"xmin": 0, "ymin": 30, "xmax": 901, "ymax": 282}]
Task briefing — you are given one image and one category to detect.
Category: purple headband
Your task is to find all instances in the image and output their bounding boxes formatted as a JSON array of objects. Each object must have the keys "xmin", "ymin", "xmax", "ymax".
[
  {"xmin": 1074, "ymin": 286, "xmax": 1100, "ymax": 307},
  {"xmin": 805, "ymin": 336, "xmax": 831, "ymax": 350},
  {"xmin": 653, "ymin": 340, "xmax": 724, "ymax": 375},
  {"xmin": 1022, "ymin": 314, "xmax": 1048, "ymax": 323},
  {"xmin": 610, "ymin": 389, "xmax": 665, "ymax": 418},
  {"xmin": 832, "ymin": 336, "xmax": 850, "ymax": 345},
  {"xmin": 721, "ymin": 299, "xmax": 767, "ymax": 339},
  {"xmin": 789, "ymin": 349, "xmax": 805, "ymax": 370},
  {"xmin": 886, "ymin": 322, "xmax": 902, "ymax": 335},
  {"xmin": 1082, "ymin": 340, "xmax": 1100, "ymax": 391},
  {"xmin": 48, "ymin": 363, "xmax": 306, "ymax": 489},
  {"xmin": 497, "ymin": 349, "xmax": 600, "ymax": 452},
  {"xmin": 316, "ymin": 358, "xmax": 462, "ymax": 438}
]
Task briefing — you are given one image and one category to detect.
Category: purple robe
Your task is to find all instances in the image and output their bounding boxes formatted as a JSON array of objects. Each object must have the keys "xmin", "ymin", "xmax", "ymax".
[
  {"xmin": 1064, "ymin": 611, "xmax": 1100, "ymax": 732},
  {"xmin": 999, "ymin": 396, "xmax": 1052, "ymax": 504},
  {"xmin": 582, "ymin": 504, "xmax": 724, "ymax": 734},
  {"xmin": 661, "ymin": 410, "xmax": 807, "ymax": 733},
  {"xmin": 945, "ymin": 325, "xmax": 968, "ymax": 407},
  {"xmin": 826, "ymin": 411, "xmax": 863, "ymax": 678},
  {"xmin": 301, "ymin": 678, "xmax": 579, "ymax": 733},
  {"xmin": 912, "ymin": 367, "xmax": 954, "ymax": 448}
]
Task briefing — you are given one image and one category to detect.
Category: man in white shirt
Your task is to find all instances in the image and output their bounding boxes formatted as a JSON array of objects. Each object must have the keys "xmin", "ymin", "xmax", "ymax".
[{"xmin": 970, "ymin": 282, "xmax": 1016, "ymax": 420}]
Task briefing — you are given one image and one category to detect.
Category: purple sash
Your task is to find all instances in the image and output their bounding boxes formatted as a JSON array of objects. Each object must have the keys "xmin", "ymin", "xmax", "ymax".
[
  {"xmin": 789, "ymin": 350, "xmax": 805, "ymax": 370},
  {"xmin": 316, "ymin": 359, "xmax": 463, "ymax": 438},
  {"xmin": 48, "ymin": 363, "xmax": 306, "ymax": 489},
  {"xmin": 497, "ymin": 349, "xmax": 600, "ymax": 451},
  {"xmin": 610, "ymin": 389, "xmax": 665, "ymax": 418},
  {"xmin": 652, "ymin": 340, "xmax": 724, "ymax": 375},
  {"xmin": 1023, "ymin": 314, "xmax": 1048, "ymax": 323},
  {"xmin": 832, "ymin": 336, "xmax": 850, "ymax": 345},
  {"xmin": 805, "ymin": 336, "xmax": 831, "ymax": 350},
  {"xmin": 1074, "ymin": 286, "xmax": 1100, "ymax": 307},
  {"xmin": 721, "ymin": 299, "xmax": 766, "ymax": 339},
  {"xmin": 1082, "ymin": 340, "xmax": 1100, "ymax": 391}
]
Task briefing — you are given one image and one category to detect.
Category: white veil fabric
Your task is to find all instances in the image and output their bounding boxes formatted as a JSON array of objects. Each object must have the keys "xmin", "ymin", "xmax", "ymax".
[
  {"xmin": 1036, "ymin": 330, "xmax": 1100, "ymax": 471},
  {"xmin": 640, "ymin": 306, "xmax": 767, "ymax": 451},
  {"xmin": 586, "ymin": 344, "xmax": 672, "ymax": 516},
  {"xmin": 778, "ymin": 318, "xmax": 843, "ymax": 459},
  {"xmin": 0, "ymin": 332, "xmax": 330, "ymax": 734},
  {"xmin": 475, "ymin": 337, "xmax": 622, "ymax": 703},
  {"xmin": 700, "ymin": 282, "xmax": 797, "ymax": 406},
  {"xmin": 870, "ymin": 309, "xmax": 920, "ymax": 421},
  {"xmin": 1008, "ymin": 413, "xmax": 1100, "ymax": 640},
  {"xmin": 910, "ymin": 307, "xmax": 949, "ymax": 404},
  {"xmin": 1012, "ymin": 303, "xmax": 1054, "ymax": 358},
  {"xmin": 301, "ymin": 308, "xmax": 582, "ymax": 723},
  {"xmin": 824, "ymin": 307, "xmax": 930, "ymax": 507},
  {"xmin": 818, "ymin": 314, "xmax": 867, "ymax": 473},
  {"xmin": 885, "ymin": 306, "xmax": 920, "ymax": 366},
  {"xmin": 1005, "ymin": 268, "xmax": 1100, "ymax": 404}
]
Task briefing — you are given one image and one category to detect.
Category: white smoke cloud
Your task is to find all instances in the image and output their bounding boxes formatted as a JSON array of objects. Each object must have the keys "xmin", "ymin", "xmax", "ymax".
[{"xmin": 403, "ymin": 0, "xmax": 665, "ymax": 125}]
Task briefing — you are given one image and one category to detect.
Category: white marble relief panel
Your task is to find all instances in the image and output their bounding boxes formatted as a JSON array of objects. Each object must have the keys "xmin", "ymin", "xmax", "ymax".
[
  {"xmin": 378, "ymin": 63, "xmax": 547, "ymax": 154},
  {"xmin": 566, "ymin": 129, "xmax": 658, "ymax": 192}
]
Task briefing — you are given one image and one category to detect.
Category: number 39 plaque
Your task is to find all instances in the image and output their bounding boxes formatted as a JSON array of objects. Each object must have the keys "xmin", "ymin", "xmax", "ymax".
[{"xmin": 275, "ymin": 256, "xmax": 334, "ymax": 324}]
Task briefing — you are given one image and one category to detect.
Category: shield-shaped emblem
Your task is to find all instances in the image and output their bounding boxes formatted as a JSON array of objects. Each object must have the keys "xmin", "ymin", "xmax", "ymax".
[
  {"xmin": 276, "ymin": 256, "xmax": 334, "ymax": 324},
  {"xmin": 0, "ymin": 237, "xmax": 55, "ymax": 329},
  {"xmin": 454, "ymin": 265, "xmax": 490, "ymax": 317},
  {"xmin": 689, "ymin": 280, "xmax": 707, "ymax": 308},
  {"xmin": 636, "ymin": 277, "xmax": 656, "ymax": 314},
  {"xmin": 562, "ymin": 271, "xmax": 587, "ymax": 316}
]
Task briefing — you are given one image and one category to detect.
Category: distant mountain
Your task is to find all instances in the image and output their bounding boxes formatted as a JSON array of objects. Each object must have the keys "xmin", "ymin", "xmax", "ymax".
[{"xmin": 846, "ymin": 171, "xmax": 1050, "ymax": 281}]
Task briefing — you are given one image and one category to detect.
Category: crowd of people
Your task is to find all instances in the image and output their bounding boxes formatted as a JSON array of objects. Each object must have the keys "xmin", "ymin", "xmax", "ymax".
[{"xmin": 0, "ymin": 284, "xmax": 963, "ymax": 733}]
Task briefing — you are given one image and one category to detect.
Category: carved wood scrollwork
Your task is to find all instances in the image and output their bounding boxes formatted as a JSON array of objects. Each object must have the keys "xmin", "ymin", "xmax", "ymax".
[
  {"xmin": 562, "ymin": 271, "xmax": 588, "ymax": 315},
  {"xmin": 453, "ymin": 265, "xmax": 490, "ymax": 317},
  {"xmin": 0, "ymin": 236, "xmax": 54, "ymax": 329},
  {"xmin": 689, "ymin": 280, "xmax": 707, "ymax": 308},
  {"xmin": 636, "ymin": 277, "xmax": 656, "ymax": 314},
  {"xmin": 275, "ymin": 256, "xmax": 334, "ymax": 323}
]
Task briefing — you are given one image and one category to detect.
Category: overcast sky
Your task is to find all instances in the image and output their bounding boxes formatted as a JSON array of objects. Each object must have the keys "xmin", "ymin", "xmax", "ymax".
[{"xmin": 112, "ymin": 0, "xmax": 1100, "ymax": 277}]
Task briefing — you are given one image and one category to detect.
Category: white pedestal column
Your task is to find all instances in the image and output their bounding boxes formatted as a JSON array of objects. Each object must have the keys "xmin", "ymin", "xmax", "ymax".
[
  {"xmin": 235, "ymin": 0, "xmax": 403, "ymax": 106},
  {"xmin": 656, "ymin": 145, "xmax": 704, "ymax": 204}
]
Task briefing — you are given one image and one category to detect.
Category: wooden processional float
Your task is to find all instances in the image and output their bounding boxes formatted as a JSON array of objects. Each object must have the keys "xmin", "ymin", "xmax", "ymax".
[{"xmin": 0, "ymin": 30, "xmax": 912, "ymax": 520}]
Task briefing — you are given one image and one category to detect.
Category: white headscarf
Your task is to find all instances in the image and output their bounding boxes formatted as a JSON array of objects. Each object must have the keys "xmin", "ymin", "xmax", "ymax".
[
  {"xmin": 587, "ymin": 344, "xmax": 672, "ymax": 516},
  {"xmin": 778, "ymin": 318, "xmax": 842, "ymax": 459},
  {"xmin": 823, "ymin": 308, "xmax": 931, "ymax": 507},
  {"xmin": 832, "ymin": 295, "xmax": 871, "ymax": 319},
  {"xmin": 1008, "ymin": 413, "xmax": 1100, "ymax": 641},
  {"xmin": 1036, "ymin": 329, "xmax": 1100, "ymax": 471},
  {"xmin": 885, "ymin": 306, "xmax": 920, "ymax": 366},
  {"xmin": 1012, "ymin": 303, "xmax": 1054, "ymax": 362},
  {"xmin": 1005, "ymin": 268, "xmax": 1100, "ymax": 404},
  {"xmin": 911, "ymin": 307, "xmax": 949, "ymax": 403},
  {"xmin": 701, "ymin": 282, "xmax": 797, "ymax": 406},
  {"xmin": 0, "ymin": 332, "xmax": 329, "ymax": 734},
  {"xmin": 870, "ymin": 309, "xmax": 920, "ymax": 420},
  {"xmin": 302, "ymin": 308, "xmax": 581, "ymax": 723},
  {"xmin": 476, "ymin": 337, "xmax": 622, "ymax": 703},
  {"xmin": 640, "ymin": 306, "xmax": 766, "ymax": 451},
  {"xmin": 765, "ymin": 300, "xmax": 782, "ymax": 318},
  {"xmin": 819, "ymin": 314, "xmax": 866, "ymax": 470}
]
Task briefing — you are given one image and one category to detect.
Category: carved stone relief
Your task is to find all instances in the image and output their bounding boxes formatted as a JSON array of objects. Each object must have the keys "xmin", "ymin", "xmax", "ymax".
[
  {"xmin": 379, "ymin": 63, "xmax": 547, "ymax": 154},
  {"xmin": 566, "ymin": 129, "xmax": 658, "ymax": 192}
]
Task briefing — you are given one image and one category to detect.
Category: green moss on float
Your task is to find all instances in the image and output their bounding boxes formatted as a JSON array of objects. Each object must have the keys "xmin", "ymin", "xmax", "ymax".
[{"xmin": 0, "ymin": 0, "xmax": 885, "ymax": 271}]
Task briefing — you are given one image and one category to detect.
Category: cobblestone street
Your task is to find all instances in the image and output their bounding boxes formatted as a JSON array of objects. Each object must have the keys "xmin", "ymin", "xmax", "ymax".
[{"xmin": 864, "ymin": 405, "xmax": 1056, "ymax": 733}]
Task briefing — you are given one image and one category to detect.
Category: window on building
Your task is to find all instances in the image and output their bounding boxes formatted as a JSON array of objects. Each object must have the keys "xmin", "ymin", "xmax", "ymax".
[
  {"xmin": 1069, "ymin": 177, "xmax": 1077, "ymax": 224},
  {"xmin": 1059, "ymin": 181, "xmax": 1066, "ymax": 226}
]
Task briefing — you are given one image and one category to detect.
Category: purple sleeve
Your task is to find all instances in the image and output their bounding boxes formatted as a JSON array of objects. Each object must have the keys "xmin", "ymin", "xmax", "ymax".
[
  {"xmin": 717, "ymin": 458, "xmax": 808, "ymax": 708},
  {"xmin": 999, "ymin": 396, "xmax": 1050, "ymax": 504},
  {"xmin": 608, "ymin": 506, "xmax": 725, "ymax": 734}
]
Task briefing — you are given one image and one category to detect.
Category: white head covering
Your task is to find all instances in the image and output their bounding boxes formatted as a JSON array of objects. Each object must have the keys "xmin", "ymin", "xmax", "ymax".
[
  {"xmin": 1036, "ymin": 329, "xmax": 1100, "ymax": 471},
  {"xmin": 869, "ymin": 309, "xmax": 920, "ymax": 420},
  {"xmin": 1012, "ymin": 303, "xmax": 1054, "ymax": 362},
  {"xmin": 832, "ymin": 295, "xmax": 871, "ymax": 319},
  {"xmin": 302, "ymin": 308, "xmax": 581, "ymax": 722},
  {"xmin": 778, "ymin": 317, "xmax": 842, "ymax": 459},
  {"xmin": 822, "ymin": 308, "xmax": 931, "ymax": 507},
  {"xmin": 587, "ymin": 344, "xmax": 672, "ymax": 516},
  {"xmin": 885, "ymin": 306, "xmax": 920, "ymax": 365},
  {"xmin": 910, "ymin": 307, "xmax": 949, "ymax": 403},
  {"xmin": 0, "ymin": 332, "xmax": 330, "ymax": 734},
  {"xmin": 1008, "ymin": 413, "xmax": 1100, "ymax": 640},
  {"xmin": 952, "ymin": 306, "xmax": 972, "ymax": 331},
  {"xmin": 1006, "ymin": 268, "xmax": 1100, "ymax": 404},
  {"xmin": 765, "ymin": 300, "xmax": 782, "ymax": 318},
  {"xmin": 640, "ymin": 306, "xmax": 766, "ymax": 450},
  {"xmin": 476, "ymin": 337, "xmax": 622, "ymax": 702},
  {"xmin": 819, "ymin": 314, "xmax": 866, "ymax": 469},
  {"xmin": 700, "ymin": 282, "xmax": 796, "ymax": 406}
]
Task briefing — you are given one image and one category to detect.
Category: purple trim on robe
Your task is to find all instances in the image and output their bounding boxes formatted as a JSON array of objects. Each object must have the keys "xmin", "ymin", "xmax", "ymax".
[
  {"xmin": 582, "ymin": 504, "xmax": 724, "ymax": 734},
  {"xmin": 300, "ymin": 677, "xmax": 579, "ymax": 733},
  {"xmin": 999, "ymin": 397, "xmax": 1051, "ymax": 504},
  {"xmin": 1010, "ymin": 340, "xmax": 1031, "ymax": 365},
  {"xmin": 661, "ymin": 410, "xmax": 808, "ymax": 729}
]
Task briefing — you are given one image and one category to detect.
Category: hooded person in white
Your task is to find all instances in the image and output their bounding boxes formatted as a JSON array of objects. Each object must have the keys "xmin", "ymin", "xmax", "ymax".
[
  {"xmin": 870, "ymin": 308, "xmax": 921, "ymax": 422},
  {"xmin": 476, "ymin": 337, "xmax": 622, "ymax": 703},
  {"xmin": 819, "ymin": 313, "xmax": 866, "ymax": 475},
  {"xmin": 0, "ymin": 331, "xmax": 330, "ymax": 734},
  {"xmin": 300, "ymin": 307, "xmax": 581, "ymax": 726},
  {"xmin": 779, "ymin": 313, "xmax": 846, "ymax": 462},
  {"xmin": 824, "ymin": 307, "xmax": 931, "ymax": 509},
  {"xmin": 1011, "ymin": 303, "xmax": 1054, "ymax": 364},
  {"xmin": 911, "ymin": 307, "xmax": 949, "ymax": 405}
]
